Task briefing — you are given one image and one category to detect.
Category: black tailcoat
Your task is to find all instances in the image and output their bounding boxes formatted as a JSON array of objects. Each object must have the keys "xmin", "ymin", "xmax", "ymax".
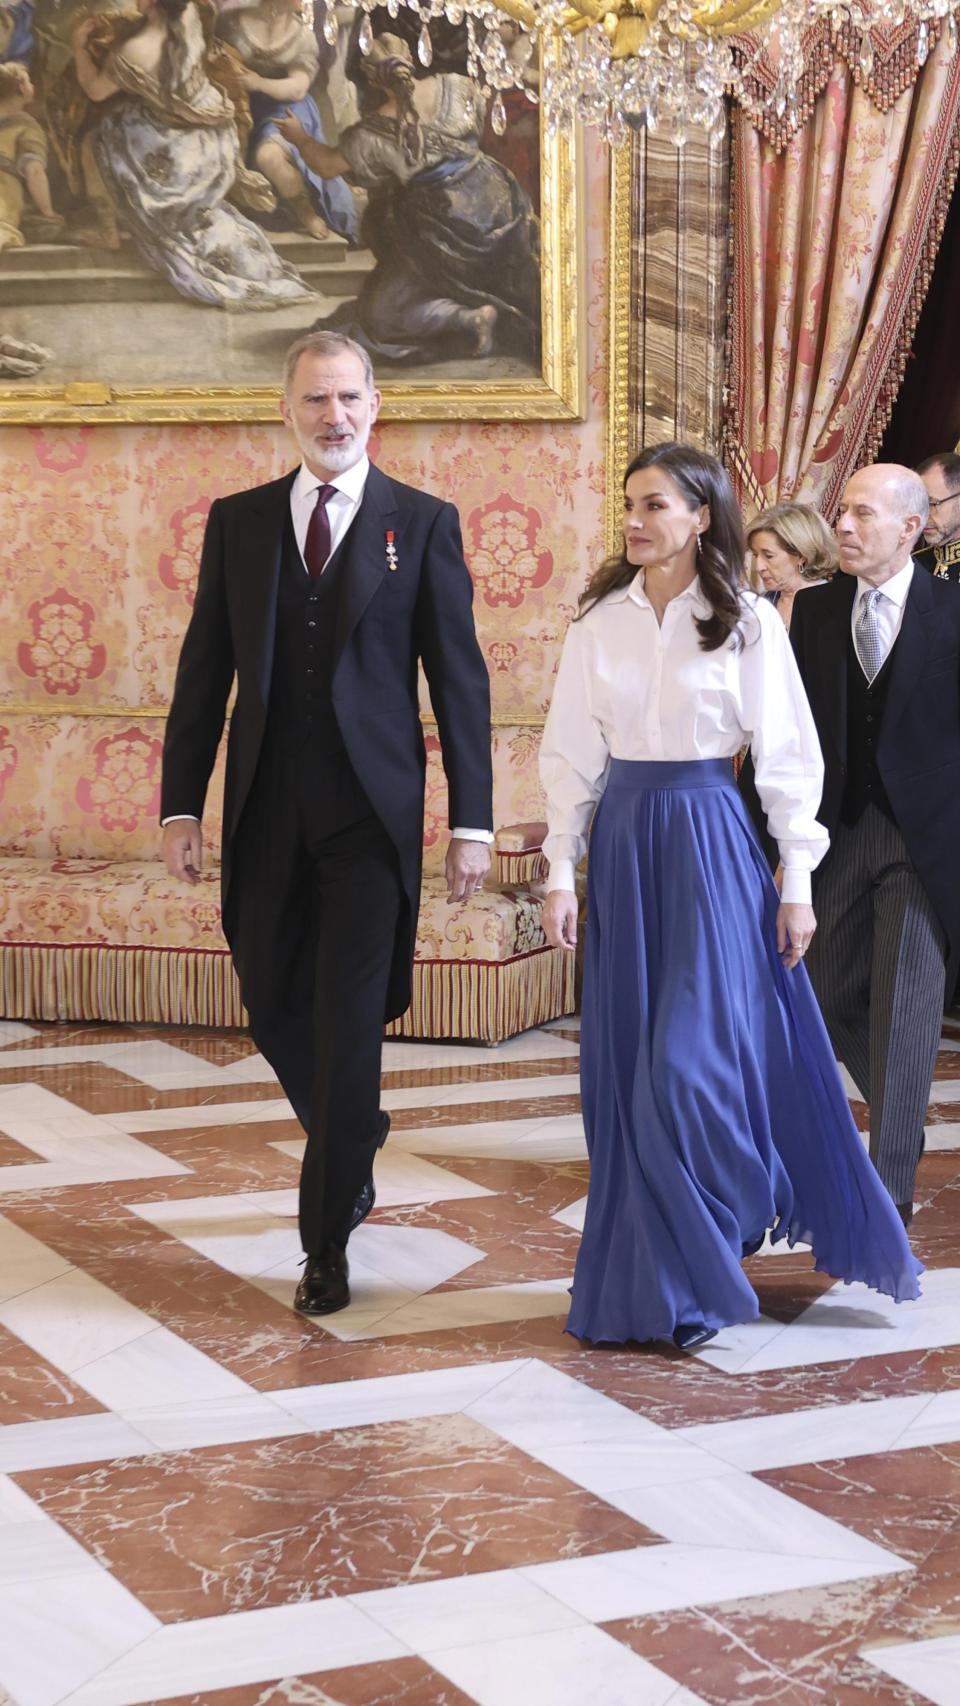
[
  {"xmin": 161, "ymin": 463, "xmax": 493, "ymax": 1019},
  {"xmin": 790, "ymin": 566, "xmax": 960, "ymax": 984}
]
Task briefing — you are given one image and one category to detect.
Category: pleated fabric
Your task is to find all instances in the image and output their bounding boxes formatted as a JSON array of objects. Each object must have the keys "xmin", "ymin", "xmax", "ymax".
[{"xmin": 570, "ymin": 758, "xmax": 923, "ymax": 1346}]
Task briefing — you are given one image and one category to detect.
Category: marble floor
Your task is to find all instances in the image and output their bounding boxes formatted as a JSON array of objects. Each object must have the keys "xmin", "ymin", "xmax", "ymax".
[{"xmin": 2, "ymin": 1015, "xmax": 960, "ymax": 1706}]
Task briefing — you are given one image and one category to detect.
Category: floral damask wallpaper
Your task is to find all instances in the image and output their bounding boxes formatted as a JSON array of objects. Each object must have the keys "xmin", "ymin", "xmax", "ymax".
[{"xmin": 0, "ymin": 148, "xmax": 608, "ymax": 875}]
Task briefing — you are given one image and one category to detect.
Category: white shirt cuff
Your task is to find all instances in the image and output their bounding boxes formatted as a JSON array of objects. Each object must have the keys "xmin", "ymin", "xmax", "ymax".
[
  {"xmin": 451, "ymin": 827, "xmax": 494, "ymax": 842},
  {"xmin": 547, "ymin": 859, "xmax": 578, "ymax": 893},
  {"xmin": 160, "ymin": 815, "xmax": 200, "ymax": 828},
  {"xmin": 779, "ymin": 866, "xmax": 812, "ymax": 906}
]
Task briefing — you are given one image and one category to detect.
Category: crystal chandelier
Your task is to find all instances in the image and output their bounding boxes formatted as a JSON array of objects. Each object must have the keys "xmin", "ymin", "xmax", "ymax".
[{"xmin": 322, "ymin": 0, "xmax": 960, "ymax": 146}]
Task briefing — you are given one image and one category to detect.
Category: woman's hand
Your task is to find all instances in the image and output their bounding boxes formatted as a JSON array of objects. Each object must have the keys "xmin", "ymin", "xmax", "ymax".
[
  {"xmin": 238, "ymin": 68, "xmax": 263, "ymax": 92},
  {"xmin": 72, "ymin": 16, "xmax": 98, "ymax": 49},
  {"xmin": 776, "ymin": 902, "xmax": 816, "ymax": 971},
  {"xmin": 276, "ymin": 111, "xmax": 307, "ymax": 148},
  {"xmin": 541, "ymin": 888, "xmax": 578, "ymax": 952}
]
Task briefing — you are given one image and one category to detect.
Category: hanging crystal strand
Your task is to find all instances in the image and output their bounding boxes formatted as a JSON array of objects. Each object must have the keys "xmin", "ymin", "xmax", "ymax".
[
  {"xmin": 916, "ymin": 19, "xmax": 929, "ymax": 65},
  {"xmin": 490, "ymin": 91, "xmax": 507, "ymax": 134},
  {"xmin": 321, "ymin": 1, "xmax": 337, "ymax": 45},
  {"xmin": 859, "ymin": 30, "xmax": 874, "ymax": 78},
  {"xmin": 358, "ymin": 12, "xmax": 374, "ymax": 54}
]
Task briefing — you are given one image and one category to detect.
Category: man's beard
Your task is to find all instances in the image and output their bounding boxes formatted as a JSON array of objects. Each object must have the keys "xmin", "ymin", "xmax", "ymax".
[{"xmin": 307, "ymin": 421, "xmax": 370, "ymax": 472}]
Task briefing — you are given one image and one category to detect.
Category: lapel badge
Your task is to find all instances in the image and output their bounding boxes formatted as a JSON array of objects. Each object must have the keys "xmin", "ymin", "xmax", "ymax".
[{"xmin": 386, "ymin": 529, "xmax": 399, "ymax": 572}]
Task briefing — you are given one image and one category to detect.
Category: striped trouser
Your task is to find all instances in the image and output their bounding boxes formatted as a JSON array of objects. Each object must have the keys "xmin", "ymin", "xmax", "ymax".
[{"xmin": 805, "ymin": 804, "xmax": 946, "ymax": 1208}]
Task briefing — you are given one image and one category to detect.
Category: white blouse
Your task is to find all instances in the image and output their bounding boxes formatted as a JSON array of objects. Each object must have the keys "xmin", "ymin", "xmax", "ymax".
[{"xmin": 539, "ymin": 574, "xmax": 829, "ymax": 905}]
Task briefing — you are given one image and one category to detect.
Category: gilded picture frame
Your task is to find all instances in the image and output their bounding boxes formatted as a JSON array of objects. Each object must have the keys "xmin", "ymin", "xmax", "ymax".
[{"xmin": 0, "ymin": 20, "xmax": 583, "ymax": 426}]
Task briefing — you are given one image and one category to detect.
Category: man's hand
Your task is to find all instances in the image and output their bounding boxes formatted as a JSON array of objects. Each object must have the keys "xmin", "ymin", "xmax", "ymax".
[
  {"xmin": 445, "ymin": 837, "xmax": 490, "ymax": 903},
  {"xmin": 162, "ymin": 820, "xmax": 203, "ymax": 886},
  {"xmin": 541, "ymin": 888, "xmax": 578, "ymax": 951},
  {"xmin": 776, "ymin": 901, "xmax": 816, "ymax": 971}
]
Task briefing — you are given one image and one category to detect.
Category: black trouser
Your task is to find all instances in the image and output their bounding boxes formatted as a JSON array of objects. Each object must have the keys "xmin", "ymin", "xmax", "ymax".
[
  {"xmin": 806, "ymin": 805, "xmax": 946, "ymax": 1208},
  {"xmin": 227, "ymin": 748, "xmax": 403, "ymax": 1254}
]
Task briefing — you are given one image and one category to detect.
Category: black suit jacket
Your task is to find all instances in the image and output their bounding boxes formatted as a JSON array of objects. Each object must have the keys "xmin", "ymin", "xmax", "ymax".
[
  {"xmin": 160, "ymin": 463, "xmax": 493, "ymax": 1018},
  {"xmin": 790, "ymin": 565, "xmax": 960, "ymax": 982}
]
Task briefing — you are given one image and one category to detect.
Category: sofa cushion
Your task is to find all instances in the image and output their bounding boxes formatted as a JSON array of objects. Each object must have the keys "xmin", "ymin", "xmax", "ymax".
[{"xmin": 0, "ymin": 862, "xmax": 547, "ymax": 964}]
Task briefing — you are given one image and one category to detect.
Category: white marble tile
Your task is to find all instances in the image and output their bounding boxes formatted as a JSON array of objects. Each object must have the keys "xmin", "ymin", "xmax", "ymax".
[
  {"xmin": 382, "ymin": 1074, "xmax": 581, "ymax": 1111},
  {"xmin": 0, "ymin": 1215, "xmax": 74, "ymax": 1303},
  {"xmin": 0, "ymin": 1413, "xmax": 158, "ymax": 1474},
  {"xmin": 924, "ymin": 1121, "xmax": 960, "ymax": 1151},
  {"xmin": 0, "ymin": 1269, "xmax": 158, "ymax": 1375},
  {"xmin": 838, "ymin": 1063, "xmax": 864, "ymax": 1102},
  {"xmin": 355, "ymin": 1569, "xmax": 585, "ymax": 1654},
  {"xmin": 677, "ymin": 1393, "xmax": 936, "ymax": 1472},
  {"xmin": 0, "ymin": 1021, "xmax": 40, "ymax": 1047},
  {"xmin": 0, "ymin": 1518, "xmax": 103, "ymax": 1585},
  {"xmin": 323, "ymin": 1276, "xmax": 572, "ymax": 1342},
  {"xmin": 610, "ymin": 1469, "xmax": 908, "ymax": 1568},
  {"xmin": 895, "ymin": 1387, "xmax": 960, "ymax": 1450},
  {"xmin": 544, "ymin": 1014, "xmax": 580, "ymax": 1032},
  {"xmin": 381, "ymin": 1031, "xmax": 579, "ymax": 1070},
  {"xmin": 392, "ymin": 1112, "xmax": 587, "ymax": 1163},
  {"xmin": 467, "ymin": 1360, "xmax": 720, "ymax": 1494},
  {"xmin": 926, "ymin": 1080, "xmax": 960, "ymax": 1105},
  {"xmin": 552, "ymin": 1195, "xmax": 586, "ymax": 1232},
  {"xmin": 270, "ymin": 1359, "xmax": 531, "ymax": 1431},
  {"xmin": 118, "ymin": 1099, "xmax": 293, "ymax": 1134},
  {"xmin": 117, "ymin": 1393, "xmax": 308, "ymax": 1452},
  {"xmin": 348, "ymin": 1222, "xmax": 483, "ymax": 1292},
  {"xmin": 73, "ymin": 1323, "xmax": 252, "ymax": 1411},
  {"xmin": 425, "ymin": 1625, "xmax": 705, "ymax": 1706},
  {"xmin": 0, "ymin": 1475, "xmax": 47, "ymax": 1522},
  {"xmin": 522, "ymin": 1542, "xmax": 902, "ymax": 1623},
  {"xmin": 698, "ymin": 1267, "xmax": 960, "ymax": 1374},
  {"xmin": 267, "ymin": 1145, "xmax": 497, "ymax": 1208},
  {"xmin": 62, "ymin": 1599, "xmax": 406, "ymax": 1706},
  {"xmin": 0, "ymin": 1571, "xmax": 159, "ymax": 1706},
  {"xmin": 863, "ymin": 1633, "xmax": 960, "ymax": 1705},
  {"xmin": 128, "ymin": 1194, "xmax": 302, "ymax": 1279}
]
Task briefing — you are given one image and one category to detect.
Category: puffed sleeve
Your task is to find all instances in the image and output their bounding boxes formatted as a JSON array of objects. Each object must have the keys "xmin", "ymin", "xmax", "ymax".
[
  {"xmin": 540, "ymin": 617, "xmax": 610, "ymax": 891},
  {"xmin": 738, "ymin": 597, "xmax": 829, "ymax": 905}
]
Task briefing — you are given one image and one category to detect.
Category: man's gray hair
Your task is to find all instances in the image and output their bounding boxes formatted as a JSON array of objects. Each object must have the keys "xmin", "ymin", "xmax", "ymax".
[
  {"xmin": 283, "ymin": 331, "xmax": 375, "ymax": 395},
  {"xmin": 887, "ymin": 467, "xmax": 930, "ymax": 537}
]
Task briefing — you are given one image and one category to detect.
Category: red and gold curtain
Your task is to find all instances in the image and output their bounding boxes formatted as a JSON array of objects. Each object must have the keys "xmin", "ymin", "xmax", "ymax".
[{"xmin": 725, "ymin": 24, "xmax": 960, "ymax": 516}]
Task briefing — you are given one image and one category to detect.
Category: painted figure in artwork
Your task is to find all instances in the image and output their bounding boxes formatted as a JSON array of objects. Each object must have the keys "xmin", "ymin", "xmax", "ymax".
[
  {"xmin": 0, "ymin": 60, "xmax": 63, "ymax": 248},
  {"xmin": 215, "ymin": 0, "xmax": 360, "ymax": 244},
  {"xmin": 277, "ymin": 32, "xmax": 541, "ymax": 363}
]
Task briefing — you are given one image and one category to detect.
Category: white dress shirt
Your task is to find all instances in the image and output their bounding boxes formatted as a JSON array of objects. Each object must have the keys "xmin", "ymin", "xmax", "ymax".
[
  {"xmin": 539, "ymin": 574, "xmax": 829, "ymax": 905},
  {"xmin": 290, "ymin": 454, "xmax": 369, "ymax": 570},
  {"xmin": 851, "ymin": 559, "xmax": 914, "ymax": 677},
  {"xmin": 163, "ymin": 458, "xmax": 492, "ymax": 844}
]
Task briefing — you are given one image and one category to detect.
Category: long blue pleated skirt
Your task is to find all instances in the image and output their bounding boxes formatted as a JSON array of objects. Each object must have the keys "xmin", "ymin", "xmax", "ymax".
[{"xmin": 570, "ymin": 757, "xmax": 923, "ymax": 1345}]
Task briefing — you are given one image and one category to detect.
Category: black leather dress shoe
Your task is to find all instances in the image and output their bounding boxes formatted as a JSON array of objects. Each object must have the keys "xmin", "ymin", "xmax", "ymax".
[
  {"xmin": 349, "ymin": 1111, "xmax": 391, "ymax": 1234},
  {"xmin": 294, "ymin": 1246, "xmax": 350, "ymax": 1315},
  {"xmin": 672, "ymin": 1322, "xmax": 718, "ymax": 1352}
]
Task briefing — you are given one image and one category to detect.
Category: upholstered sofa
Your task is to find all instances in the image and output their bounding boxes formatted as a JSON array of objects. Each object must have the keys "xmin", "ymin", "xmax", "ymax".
[{"xmin": 0, "ymin": 710, "xmax": 574, "ymax": 1043}]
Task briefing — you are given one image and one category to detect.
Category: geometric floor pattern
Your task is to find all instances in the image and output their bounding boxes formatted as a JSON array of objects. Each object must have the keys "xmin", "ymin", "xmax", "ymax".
[{"xmin": 2, "ymin": 1015, "xmax": 960, "ymax": 1704}]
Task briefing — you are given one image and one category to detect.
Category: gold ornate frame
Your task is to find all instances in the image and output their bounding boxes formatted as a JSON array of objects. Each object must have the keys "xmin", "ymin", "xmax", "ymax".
[{"xmin": 0, "ymin": 126, "xmax": 582, "ymax": 426}]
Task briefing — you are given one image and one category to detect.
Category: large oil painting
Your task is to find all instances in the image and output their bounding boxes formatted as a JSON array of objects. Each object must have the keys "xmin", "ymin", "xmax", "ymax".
[{"xmin": 0, "ymin": 0, "xmax": 581, "ymax": 421}]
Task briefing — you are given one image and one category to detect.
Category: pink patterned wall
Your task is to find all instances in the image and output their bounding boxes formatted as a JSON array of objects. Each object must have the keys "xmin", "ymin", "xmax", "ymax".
[{"xmin": 0, "ymin": 148, "xmax": 608, "ymax": 873}]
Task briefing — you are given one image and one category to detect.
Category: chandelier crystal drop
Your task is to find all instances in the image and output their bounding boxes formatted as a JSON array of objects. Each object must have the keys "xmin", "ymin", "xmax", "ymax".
[{"xmin": 316, "ymin": 0, "xmax": 960, "ymax": 146}]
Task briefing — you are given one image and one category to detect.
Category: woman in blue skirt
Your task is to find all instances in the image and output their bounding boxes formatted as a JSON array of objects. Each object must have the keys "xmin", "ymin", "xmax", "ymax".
[{"xmin": 540, "ymin": 443, "xmax": 921, "ymax": 1351}]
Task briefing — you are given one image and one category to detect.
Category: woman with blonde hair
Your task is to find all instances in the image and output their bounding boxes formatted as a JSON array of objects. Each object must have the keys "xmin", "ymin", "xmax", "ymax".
[{"xmin": 748, "ymin": 502, "xmax": 838, "ymax": 630}]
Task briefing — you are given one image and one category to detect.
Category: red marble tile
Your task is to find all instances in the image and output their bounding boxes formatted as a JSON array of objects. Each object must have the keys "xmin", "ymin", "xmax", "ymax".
[
  {"xmin": 388, "ymin": 1093, "xmax": 582, "ymax": 1128},
  {"xmin": 145, "ymin": 1656, "xmax": 475, "ymax": 1705},
  {"xmin": 17, "ymin": 1418, "xmax": 658, "ymax": 1620},
  {"xmin": 381, "ymin": 1055, "xmax": 578, "ymax": 1089},
  {"xmin": 0, "ymin": 1324, "xmax": 104, "ymax": 1425},
  {"xmin": 0, "ymin": 1133, "xmax": 38, "ymax": 1165}
]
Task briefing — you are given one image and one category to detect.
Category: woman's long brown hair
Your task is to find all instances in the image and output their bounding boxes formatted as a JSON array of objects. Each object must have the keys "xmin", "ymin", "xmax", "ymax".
[{"xmin": 578, "ymin": 443, "xmax": 747, "ymax": 652}]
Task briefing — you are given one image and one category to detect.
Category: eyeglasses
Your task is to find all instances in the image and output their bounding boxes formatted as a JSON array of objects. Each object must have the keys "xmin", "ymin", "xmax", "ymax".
[{"xmin": 927, "ymin": 491, "xmax": 960, "ymax": 511}]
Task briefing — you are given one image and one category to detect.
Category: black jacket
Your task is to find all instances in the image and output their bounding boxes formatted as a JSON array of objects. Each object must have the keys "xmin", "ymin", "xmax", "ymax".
[{"xmin": 790, "ymin": 565, "xmax": 960, "ymax": 982}]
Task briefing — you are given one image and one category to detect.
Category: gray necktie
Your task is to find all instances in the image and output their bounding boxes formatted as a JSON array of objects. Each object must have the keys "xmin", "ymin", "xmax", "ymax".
[{"xmin": 855, "ymin": 588, "xmax": 885, "ymax": 683}]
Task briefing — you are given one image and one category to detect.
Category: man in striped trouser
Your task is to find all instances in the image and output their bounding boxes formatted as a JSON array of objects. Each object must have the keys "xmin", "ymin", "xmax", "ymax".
[{"xmin": 790, "ymin": 464, "xmax": 960, "ymax": 1227}]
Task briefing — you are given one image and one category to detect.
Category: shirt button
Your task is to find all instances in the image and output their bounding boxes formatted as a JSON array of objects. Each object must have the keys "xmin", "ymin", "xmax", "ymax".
[{"xmin": 308, "ymin": 620, "xmax": 317, "ymax": 628}]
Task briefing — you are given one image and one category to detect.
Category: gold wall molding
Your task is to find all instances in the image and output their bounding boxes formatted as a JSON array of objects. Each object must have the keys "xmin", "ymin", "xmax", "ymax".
[
  {"xmin": 605, "ymin": 124, "xmax": 731, "ymax": 554},
  {"xmin": 0, "ymin": 703, "xmax": 546, "ymax": 728}
]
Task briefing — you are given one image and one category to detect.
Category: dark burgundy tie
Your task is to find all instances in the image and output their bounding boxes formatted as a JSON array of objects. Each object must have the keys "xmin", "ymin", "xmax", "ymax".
[{"xmin": 304, "ymin": 483, "xmax": 335, "ymax": 579}]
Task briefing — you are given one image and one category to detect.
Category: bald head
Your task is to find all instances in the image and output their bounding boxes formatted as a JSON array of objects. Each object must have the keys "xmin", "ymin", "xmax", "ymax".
[{"xmin": 835, "ymin": 463, "xmax": 928, "ymax": 584}]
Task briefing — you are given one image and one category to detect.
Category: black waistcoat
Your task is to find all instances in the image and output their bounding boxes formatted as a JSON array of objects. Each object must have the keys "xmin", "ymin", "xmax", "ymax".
[
  {"xmin": 841, "ymin": 628, "xmax": 895, "ymax": 826},
  {"xmin": 261, "ymin": 513, "xmax": 372, "ymax": 838}
]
